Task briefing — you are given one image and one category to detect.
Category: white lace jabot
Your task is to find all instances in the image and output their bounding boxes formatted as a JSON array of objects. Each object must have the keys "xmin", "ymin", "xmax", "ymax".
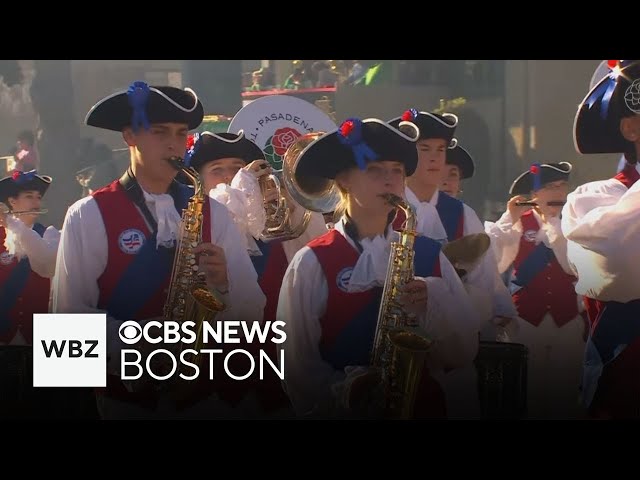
[{"xmin": 142, "ymin": 190, "xmax": 182, "ymax": 248}]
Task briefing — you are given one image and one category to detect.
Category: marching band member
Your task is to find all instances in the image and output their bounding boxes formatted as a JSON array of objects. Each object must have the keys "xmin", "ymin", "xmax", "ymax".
[
  {"xmin": 389, "ymin": 110, "xmax": 517, "ymax": 332},
  {"xmin": 389, "ymin": 111, "xmax": 517, "ymax": 417},
  {"xmin": 562, "ymin": 60, "xmax": 640, "ymax": 418},
  {"xmin": 277, "ymin": 117, "xmax": 479, "ymax": 419},
  {"xmin": 440, "ymin": 143, "xmax": 474, "ymax": 199},
  {"xmin": 51, "ymin": 81, "xmax": 266, "ymax": 419},
  {"xmin": 485, "ymin": 162, "xmax": 586, "ymax": 419},
  {"xmin": 186, "ymin": 130, "xmax": 330, "ymax": 416},
  {"xmin": 185, "ymin": 131, "xmax": 327, "ymax": 321},
  {"xmin": 0, "ymin": 170, "xmax": 59, "ymax": 345}
]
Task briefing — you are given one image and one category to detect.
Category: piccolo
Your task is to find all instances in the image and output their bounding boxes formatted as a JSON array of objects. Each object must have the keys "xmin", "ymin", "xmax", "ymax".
[
  {"xmin": 0, "ymin": 204, "xmax": 48, "ymax": 216},
  {"xmin": 515, "ymin": 201, "xmax": 566, "ymax": 207}
]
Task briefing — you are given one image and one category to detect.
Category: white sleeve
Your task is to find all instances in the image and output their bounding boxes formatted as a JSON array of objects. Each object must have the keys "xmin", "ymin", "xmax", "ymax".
[
  {"xmin": 562, "ymin": 179, "xmax": 640, "ymax": 257},
  {"xmin": 50, "ymin": 197, "xmax": 126, "ymax": 375},
  {"xmin": 276, "ymin": 246, "xmax": 346, "ymax": 417},
  {"xmin": 229, "ymin": 168, "xmax": 267, "ymax": 239},
  {"xmin": 416, "ymin": 252, "xmax": 480, "ymax": 372},
  {"xmin": 483, "ymin": 210, "xmax": 522, "ymax": 274},
  {"xmin": 5, "ymin": 216, "xmax": 60, "ymax": 278},
  {"xmin": 209, "ymin": 198, "xmax": 266, "ymax": 322},
  {"xmin": 209, "ymin": 168, "xmax": 267, "ymax": 243},
  {"xmin": 464, "ymin": 206, "xmax": 518, "ymax": 320}
]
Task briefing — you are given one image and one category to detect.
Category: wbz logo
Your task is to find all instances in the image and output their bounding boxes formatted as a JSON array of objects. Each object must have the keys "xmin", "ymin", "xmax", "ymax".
[{"xmin": 33, "ymin": 314, "xmax": 106, "ymax": 387}]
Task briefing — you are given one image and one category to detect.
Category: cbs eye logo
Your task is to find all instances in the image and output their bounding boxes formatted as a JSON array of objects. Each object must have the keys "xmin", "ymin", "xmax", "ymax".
[{"xmin": 118, "ymin": 321, "xmax": 143, "ymax": 345}]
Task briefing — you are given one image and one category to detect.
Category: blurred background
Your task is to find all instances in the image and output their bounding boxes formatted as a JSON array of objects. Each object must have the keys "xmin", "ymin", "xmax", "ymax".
[{"xmin": 0, "ymin": 59, "xmax": 617, "ymax": 228}]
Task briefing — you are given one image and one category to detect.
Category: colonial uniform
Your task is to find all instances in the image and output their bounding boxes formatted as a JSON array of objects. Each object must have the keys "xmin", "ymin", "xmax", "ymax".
[
  {"xmin": 277, "ymin": 118, "xmax": 480, "ymax": 418},
  {"xmin": 562, "ymin": 60, "xmax": 640, "ymax": 418},
  {"xmin": 51, "ymin": 82, "xmax": 266, "ymax": 419},
  {"xmin": 0, "ymin": 171, "xmax": 59, "ymax": 346},
  {"xmin": 485, "ymin": 163, "xmax": 586, "ymax": 419},
  {"xmin": 187, "ymin": 131, "xmax": 326, "ymax": 416},
  {"xmin": 389, "ymin": 110, "xmax": 518, "ymax": 418}
]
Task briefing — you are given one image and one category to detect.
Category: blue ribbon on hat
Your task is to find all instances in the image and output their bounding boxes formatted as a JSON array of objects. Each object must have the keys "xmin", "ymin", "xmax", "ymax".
[
  {"xmin": 336, "ymin": 118, "xmax": 378, "ymax": 170},
  {"xmin": 127, "ymin": 81, "xmax": 151, "ymax": 132},
  {"xmin": 587, "ymin": 71, "xmax": 618, "ymax": 120},
  {"xmin": 183, "ymin": 133, "xmax": 200, "ymax": 168},
  {"xmin": 530, "ymin": 163, "xmax": 542, "ymax": 191},
  {"xmin": 11, "ymin": 169, "xmax": 37, "ymax": 185}
]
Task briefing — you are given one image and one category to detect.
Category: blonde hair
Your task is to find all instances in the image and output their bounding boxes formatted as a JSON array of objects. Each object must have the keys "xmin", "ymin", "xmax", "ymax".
[{"xmin": 332, "ymin": 182, "xmax": 350, "ymax": 222}]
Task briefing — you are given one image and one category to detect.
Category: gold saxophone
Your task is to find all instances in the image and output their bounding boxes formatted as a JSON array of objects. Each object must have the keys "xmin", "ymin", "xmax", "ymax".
[
  {"xmin": 163, "ymin": 156, "xmax": 225, "ymax": 372},
  {"xmin": 371, "ymin": 193, "xmax": 432, "ymax": 419}
]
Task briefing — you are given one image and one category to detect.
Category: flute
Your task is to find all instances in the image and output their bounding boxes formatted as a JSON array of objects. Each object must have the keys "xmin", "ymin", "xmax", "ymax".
[{"xmin": 515, "ymin": 201, "xmax": 566, "ymax": 207}]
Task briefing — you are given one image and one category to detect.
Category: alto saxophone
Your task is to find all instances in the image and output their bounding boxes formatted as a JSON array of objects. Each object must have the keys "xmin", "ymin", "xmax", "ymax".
[
  {"xmin": 370, "ymin": 193, "xmax": 432, "ymax": 419},
  {"xmin": 164, "ymin": 156, "xmax": 225, "ymax": 372}
]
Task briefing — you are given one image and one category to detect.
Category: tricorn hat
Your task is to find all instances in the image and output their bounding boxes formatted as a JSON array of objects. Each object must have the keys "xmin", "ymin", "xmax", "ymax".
[
  {"xmin": 389, "ymin": 108, "xmax": 458, "ymax": 145},
  {"xmin": 509, "ymin": 162, "xmax": 572, "ymax": 196},
  {"xmin": 446, "ymin": 141, "xmax": 475, "ymax": 179},
  {"xmin": 85, "ymin": 81, "xmax": 204, "ymax": 132},
  {"xmin": 185, "ymin": 131, "xmax": 265, "ymax": 172},
  {"xmin": 574, "ymin": 60, "xmax": 640, "ymax": 155},
  {"xmin": 296, "ymin": 117, "xmax": 420, "ymax": 180},
  {"xmin": 0, "ymin": 170, "xmax": 52, "ymax": 205}
]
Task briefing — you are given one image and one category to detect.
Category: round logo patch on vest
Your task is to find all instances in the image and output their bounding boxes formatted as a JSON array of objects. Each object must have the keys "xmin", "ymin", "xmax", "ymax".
[
  {"xmin": 118, "ymin": 229, "xmax": 146, "ymax": 255},
  {"xmin": 523, "ymin": 230, "xmax": 538, "ymax": 243},
  {"xmin": 0, "ymin": 251, "xmax": 14, "ymax": 265},
  {"xmin": 336, "ymin": 267, "xmax": 353, "ymax": 293}
]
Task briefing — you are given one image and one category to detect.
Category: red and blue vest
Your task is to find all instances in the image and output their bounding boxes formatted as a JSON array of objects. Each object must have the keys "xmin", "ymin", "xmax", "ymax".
[
  {"xmin": 511, "ymin": 211, "xmax": 580, "ymax": 327},
  {"xmin": 580, "ymin": 163, "xmax": 640, "ymax": 418},
  {"xmin": 307, "ymin": 228, "xmax": 447, "ymax": 418},
  {"xmin": 0, "ymin": 223, "xmax": 49, "ymax": 344}
]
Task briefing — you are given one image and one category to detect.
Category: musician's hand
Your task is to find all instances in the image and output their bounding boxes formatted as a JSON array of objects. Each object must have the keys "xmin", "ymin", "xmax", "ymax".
[
  {"xmin": 193, "ymin": 243, "xmax": 229, "ymax": 293},
  {"xmin": 244, "ymin": 159, "xmax": 271, "ymax": 179},
  {"xmin": 398, "ymin": 279, "xmax": 428, "ymax": 315},
  {"xmin": 507, "ymin": 195, "xmax": 532, "ymax": 221},
  {"xmin": 534, "ymin": 200, "xmax": 562, "ymax": 223}
]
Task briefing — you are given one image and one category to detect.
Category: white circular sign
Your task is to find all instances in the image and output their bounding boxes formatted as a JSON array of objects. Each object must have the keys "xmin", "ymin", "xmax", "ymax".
[{"xmin": 228, "ymin": 95, "xmax": 337, "ymax": 170}]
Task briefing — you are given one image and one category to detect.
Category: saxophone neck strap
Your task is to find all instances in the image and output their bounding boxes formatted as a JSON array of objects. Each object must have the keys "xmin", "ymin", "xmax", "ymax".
[{"xmin": 118, "ymin": 166, "xmax": 185, "ymax": 234}]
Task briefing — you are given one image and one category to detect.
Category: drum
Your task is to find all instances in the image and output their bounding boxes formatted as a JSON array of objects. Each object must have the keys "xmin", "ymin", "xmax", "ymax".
[
  {"xmin": 474, "ymin": 341, "xmax": 528, "ymax": 419},
  {"xmin": 0, "ymin": 345, "xmax": 100, "ymax": 420}
]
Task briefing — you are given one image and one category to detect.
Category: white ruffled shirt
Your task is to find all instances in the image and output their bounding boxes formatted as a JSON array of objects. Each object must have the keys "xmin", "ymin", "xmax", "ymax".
[
  {"xmin": 209, "ymin": 169, "xmax": 266, "ymax": 255},
  {"xmin": 406, "ymin": 186, "xmax": 518, "ymax": 323},
  {"xmin": 561, "ymin": 176, "xmax": 640, "ymax": 303},
  {"xmin": 141, "ymin": 191, "xmax": 182, "ymax": 249},
  {"xmin": 209, "ymin": 168, "xmax": 328, "ymax": 262},
  {"xmin": 3, "ymin": 215, "xmax": 60, "ymax": 278},
  {"xmin": 484, "ymin": 209, "xmax": 573, "ymax": 276},
  {"xmin": 277, "ymin": 216, "xmax": 480, "ymax": 417}
]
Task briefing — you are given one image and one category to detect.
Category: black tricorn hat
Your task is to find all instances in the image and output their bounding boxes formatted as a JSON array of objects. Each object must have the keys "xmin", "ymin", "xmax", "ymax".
[
  {"xmin": 574, "ymin": 60, "xmax": 640, "ymax": 155},
  {"xmin": 185, "ymin": 131, "xmax": 265, "ymax": 172},
  {"xmin": 509, "ymin": 162, "xmax": 572, "ymax": 196},
  {"xmin": 446, "ymin": 140, "xmax": 475, "ymax": 179},
  {"xmin": 85, "ymin": 81, "xmax": 204, "ymax": 132},
  {"xmin": 296, "ymin": 118, "xmax": 420, "ymax": 180},
  {"xmin": 0, "ymin": 170, "xmax": 52, "ymax": 204},
  {"xmin": 389, "ymin": 108, "xmax": 458, "ymax": 145}
]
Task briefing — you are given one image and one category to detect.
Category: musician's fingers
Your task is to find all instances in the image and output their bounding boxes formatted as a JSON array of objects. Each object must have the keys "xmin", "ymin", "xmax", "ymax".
[
  {"xmin": 193, "ymin": 243, "xmax": 224, "ymax": 257},
  {"xmin": 399, "ymin": 279, "xmax": 426, "ymax": 294}
]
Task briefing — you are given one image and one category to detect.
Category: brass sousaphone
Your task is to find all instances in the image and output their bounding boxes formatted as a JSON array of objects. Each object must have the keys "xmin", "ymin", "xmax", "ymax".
[{"xmin": 228, "ymin": 95, "xmax": 339, "ymax": 241}]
